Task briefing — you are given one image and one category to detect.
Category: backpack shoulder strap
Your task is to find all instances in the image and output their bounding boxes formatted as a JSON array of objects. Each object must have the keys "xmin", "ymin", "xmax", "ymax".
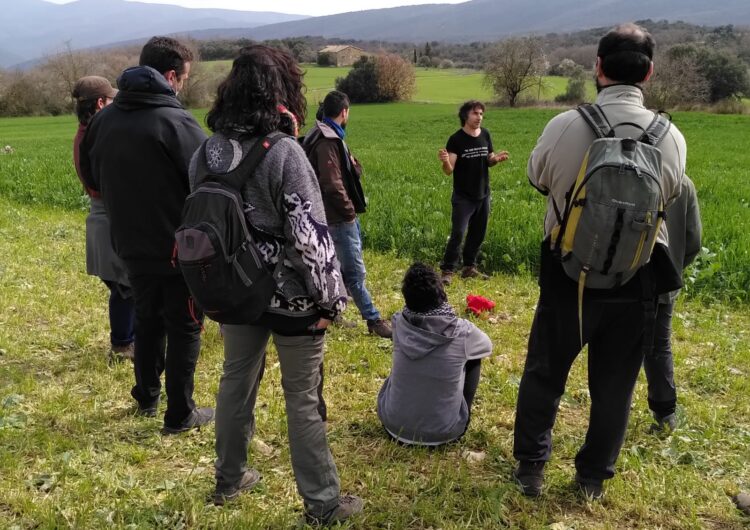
[
  {"xmin": 212, "ymin": 132, "xmax": 289, "ymax": 190},
  {"xmin": 576, "ymin": 103, "xmax": 613, "ymax": 139},
  {"xmin": 639, "ymin": 112, "xmax": 672, "ymax": 146}
]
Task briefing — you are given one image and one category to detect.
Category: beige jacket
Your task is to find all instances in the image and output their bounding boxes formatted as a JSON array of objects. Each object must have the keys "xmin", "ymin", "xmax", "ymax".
[{"xmin": 528, "ymin": 85, "xmax": 687, "ymax": 247}]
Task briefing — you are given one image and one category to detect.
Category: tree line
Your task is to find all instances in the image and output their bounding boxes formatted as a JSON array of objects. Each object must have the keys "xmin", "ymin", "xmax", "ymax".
[{"xmin": 0, "ymin": 20, "xmax": 747, "ymax": 117}]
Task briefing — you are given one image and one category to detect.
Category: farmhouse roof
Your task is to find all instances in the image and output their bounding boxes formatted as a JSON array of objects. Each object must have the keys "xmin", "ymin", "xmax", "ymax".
[{"xmin": 319, "ymin": 45, "xmax": 364, "ymax": 53}]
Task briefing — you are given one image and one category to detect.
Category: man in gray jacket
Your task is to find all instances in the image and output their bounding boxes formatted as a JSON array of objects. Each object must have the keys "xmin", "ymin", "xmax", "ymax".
[{"xmin": 513, "ymin": 23, "xmax": 687, "ymax": 500}]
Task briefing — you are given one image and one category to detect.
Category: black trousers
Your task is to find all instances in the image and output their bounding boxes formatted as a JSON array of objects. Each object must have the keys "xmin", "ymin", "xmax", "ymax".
[
  {"xmin": 513, "ymin": 243, "xmax": 648, "ymax": 482},
  {"xmin": 129, "ymin": 273, "xmax": 203, "ymax": 427},
  {"xmin": 643, "ymin": 301, "xmax": 677, "ymax": 419},
  {"xmin": 440, "ymin": 193, "xmax": 490, "ymax": 272}
]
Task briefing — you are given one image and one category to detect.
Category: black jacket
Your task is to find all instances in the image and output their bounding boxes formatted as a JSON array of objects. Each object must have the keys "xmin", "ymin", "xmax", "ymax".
[{"xmin": 80, "ymin": 66, "xmax": 207, "ymax": 275}]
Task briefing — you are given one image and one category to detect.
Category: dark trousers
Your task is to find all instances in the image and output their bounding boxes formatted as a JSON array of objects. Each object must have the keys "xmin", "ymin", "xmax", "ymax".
[
  {"xmin": 464, "ymin": 359, "xmax": 482, "ymax": 419},
  {"xmin": 129, "ymin": 273, "xmax": 203, "ymax": 427},
  {"xmin": 643, "ymin": 302, "xmax": 677, "ymax": 419},
  {"xmin": 440, "ymin": 193, "xmax": 490, "ymax": 272},
  {"xmin": 103, "ymin": 280, "xmax": 135, "ymax": 347},
  {"xmin": 513, "ymin": 244, "xmax": 647, "ymax": 482}
]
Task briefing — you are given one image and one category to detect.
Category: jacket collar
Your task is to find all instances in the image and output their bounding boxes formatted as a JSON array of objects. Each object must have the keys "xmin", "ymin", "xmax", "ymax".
[
  {"xmin": 314, "ymin": 119, "xmax": 343, "ymax": 141},
  {"xmin": 596, "ymin": 84, "xmax": 645, "ymax": 108}
]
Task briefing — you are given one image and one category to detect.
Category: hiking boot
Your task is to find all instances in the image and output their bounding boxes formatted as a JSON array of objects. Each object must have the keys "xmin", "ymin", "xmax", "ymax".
[
  {"xmin": 513, "ymin": 461, "xmax": 545, "ymax": 497},
  {"xmin": 213, "ymin": 469, "xmax": 261, "ymax": 506},
  {"xmin": 461, "ymin": 266, "xmax": 489, "ymax": 280},
  {"xmin": 304, "ymin": 495, "xmax": 363, "ymax": 526},
  {"xmin": 441, "ymin": 270, "xmax": 454, "ymax": 285},
  {"xmin": 575, "ymin": 473, "xmax": 604, "ymax": 500},
  {"xmin": 161, "ymin": 407, "xmax": 214, "ymax": 435},
  {"xmin": 367, "ymin": 319, "xmax": 392, "ymax": 339},
  {"xmin": 648, "ymin": 412, "xmax": 677, "ymax": 434},
  {"xmin": 733, "ymin": 492, "xmax": 750, "ymax": 516},
  {"xmin": 110, "ymin": 342, "xmax": 135, "ymax": 363}
]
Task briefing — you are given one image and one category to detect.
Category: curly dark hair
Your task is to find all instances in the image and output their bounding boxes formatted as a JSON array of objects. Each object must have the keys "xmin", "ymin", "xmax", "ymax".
[
  {"xmin": 139, "ymin": 36, "xmax": 194, "ymax": 76},
  {"xmin": 402, "ymin": 262, "xmax": 448, "ymax": 313},
  {"xmin": 597, "ymin": 23, "xmax": 655, "ymax": 84},
  {"xmin": 458, "ymin": 100, "xmax": 485, "ymax": 126},
  {"xmin": 206, "ymin": 45, "xmax": 307, "ymax": 135}
]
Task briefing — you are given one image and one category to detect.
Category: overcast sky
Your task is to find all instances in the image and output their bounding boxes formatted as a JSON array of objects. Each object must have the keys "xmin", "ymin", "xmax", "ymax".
[{"xmin": 43, "ymin": 0, "xmax": 467, "ymax": 16}]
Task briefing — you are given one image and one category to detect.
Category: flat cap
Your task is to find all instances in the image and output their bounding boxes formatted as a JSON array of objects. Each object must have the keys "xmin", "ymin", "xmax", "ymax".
[{"xmin": 72, "ymin": 76, "xmax": 117, "ymax": 101}]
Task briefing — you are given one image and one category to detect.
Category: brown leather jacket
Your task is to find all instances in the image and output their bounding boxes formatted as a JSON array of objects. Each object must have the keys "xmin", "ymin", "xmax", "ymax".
[{"xmin": 303, "ymin": 120, "xmax": 366, "ymax": 225}]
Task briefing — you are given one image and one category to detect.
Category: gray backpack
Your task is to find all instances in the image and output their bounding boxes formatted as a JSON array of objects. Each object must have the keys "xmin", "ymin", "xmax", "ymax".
[{"xmin": 552, "ymin": 104, "xmax": 671, "ymax": 341}]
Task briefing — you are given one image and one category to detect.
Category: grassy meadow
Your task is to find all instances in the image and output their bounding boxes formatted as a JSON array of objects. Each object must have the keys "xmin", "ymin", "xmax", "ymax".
[
  {"xmin": 199, "ymin": 62, "xmax": 593, "ymax": 105},
  {"xmin": 0, "ymin": 70, "xmax": 749, "ymax": 529}
]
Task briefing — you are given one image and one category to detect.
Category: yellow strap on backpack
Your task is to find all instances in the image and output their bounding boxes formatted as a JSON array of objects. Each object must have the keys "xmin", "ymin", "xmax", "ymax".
[{"xmin": 561, "ymin": 149, "xmax": 590, "ymax": 255}]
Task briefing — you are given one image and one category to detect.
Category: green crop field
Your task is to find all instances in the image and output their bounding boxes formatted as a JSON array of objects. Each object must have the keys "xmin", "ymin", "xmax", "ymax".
[{"xmin": 0, "ymin": 88, "xmax": 749, "ymax": 527}]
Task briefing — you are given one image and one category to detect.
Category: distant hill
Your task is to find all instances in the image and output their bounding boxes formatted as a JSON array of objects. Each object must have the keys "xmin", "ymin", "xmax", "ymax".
[
  {"xmin": 0, "ymin": 0, "xmax": 306, "ymax": 68},
  {"xmin": 240, "ymin": 0, "xmax": 750, "ymax": 42}
]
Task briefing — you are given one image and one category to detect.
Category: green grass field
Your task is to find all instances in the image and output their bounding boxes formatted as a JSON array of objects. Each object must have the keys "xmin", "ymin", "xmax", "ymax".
[
  {"xmin": 201, "ymin": 62, "xmax": 592, "ymax": 105},
  {"xmin": 0, "ymin": 79, "xmax": 749, "ymax": 528},
  {"xmin": 2, "ymin": 102, "xmax": 747, "ymax": 301}
]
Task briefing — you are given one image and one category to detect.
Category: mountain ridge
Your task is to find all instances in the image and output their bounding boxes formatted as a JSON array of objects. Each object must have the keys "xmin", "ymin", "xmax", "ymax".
[{"xmin": 0, "ymin": 0, "xmax": 307, "ymax": 68}]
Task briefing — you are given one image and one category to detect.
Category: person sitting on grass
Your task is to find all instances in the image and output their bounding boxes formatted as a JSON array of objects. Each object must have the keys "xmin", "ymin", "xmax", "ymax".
[{"xmin": 377, "ymin": 262, "xmax": 493, "ymax": 446}]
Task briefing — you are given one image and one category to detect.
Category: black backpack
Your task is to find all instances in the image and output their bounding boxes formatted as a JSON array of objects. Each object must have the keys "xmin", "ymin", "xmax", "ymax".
[{"xmin": 175, "ymin": 133, "xmax": 285, "ymax": 324}]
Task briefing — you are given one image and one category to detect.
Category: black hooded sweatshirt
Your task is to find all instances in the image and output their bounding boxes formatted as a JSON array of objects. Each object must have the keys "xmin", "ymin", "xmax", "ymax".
[{"xmin": 80, "ymin": 65, "xmax": 207, "ymax": 276}]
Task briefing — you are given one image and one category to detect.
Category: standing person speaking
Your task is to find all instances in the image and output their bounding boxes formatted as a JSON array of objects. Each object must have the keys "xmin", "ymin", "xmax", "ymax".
[{"xmin": 438, "ymin": 100, "xmax": 509, "ymax": 284}]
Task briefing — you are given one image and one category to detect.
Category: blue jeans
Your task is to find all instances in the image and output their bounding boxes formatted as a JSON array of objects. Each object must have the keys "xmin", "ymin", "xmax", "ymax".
[{"xmin": 328, "ymin": 220, "xmax": 380, "ymax": 322}]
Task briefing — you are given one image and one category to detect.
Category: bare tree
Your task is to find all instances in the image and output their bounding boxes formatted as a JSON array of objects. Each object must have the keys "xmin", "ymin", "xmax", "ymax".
[
  {"xmin": 484, "ymin": 37, "xmax": 547, "ymax": 107},
  {"xmin": 44, "ymin": 41, "xmax": 97, "ymax": 105},
  {"xmin": 645, "ymin": 50, "xmax": 709, "ymax": 110}
]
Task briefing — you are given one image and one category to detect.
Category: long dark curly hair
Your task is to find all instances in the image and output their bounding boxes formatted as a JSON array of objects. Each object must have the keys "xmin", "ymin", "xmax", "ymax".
[{"xmin": 206, "ymin": 45, "xmax": 306, "ymax": 135}]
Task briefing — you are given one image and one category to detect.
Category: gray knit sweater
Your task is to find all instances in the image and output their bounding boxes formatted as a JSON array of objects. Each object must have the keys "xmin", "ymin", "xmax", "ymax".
[{"xmin": 188, "ymin": 133, "xmax": 346, "ymax": 320}]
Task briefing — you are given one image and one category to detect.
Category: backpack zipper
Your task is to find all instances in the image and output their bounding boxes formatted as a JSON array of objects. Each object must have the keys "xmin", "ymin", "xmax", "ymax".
[{"xmin": 629, "ymin": 211, "xmax": 652, "ymax": 270}]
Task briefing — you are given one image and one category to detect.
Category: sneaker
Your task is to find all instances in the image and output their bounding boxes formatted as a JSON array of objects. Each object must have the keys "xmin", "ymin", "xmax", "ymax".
[
  {"xmin": 733, "ymin": 492, "xmax": 750, "ymax": 516},
  {"xmin": 213, "ymin": 469, "xmax": 261, "ymax": 506},
  {"xmin": 648, "ymin": 412, "xmax": 677, "ymax": 434},
  {"xmin": 304, "ymin": 495, "xmax": 363, "ymax": 526},
  {"xmin": 110, "ymin": 343, "xmax": 135, "ymax": 363},
  {"xmin": 161, "ymin": 407, "xmax": 214, "ymax": 435},
  {"xmin": 136, "ymin": 401, "xmax": 159, "ymax": 418},
  {"xmin": 513, "ymin": 461, "xmax": 545, "ymax": 497},
  {"xmin": 441, "ymin": 270, "xmax": 454, "ymax": 285},
  {"xmin": 575, "ymin": 474, "xmax": 604, "ymax": 500},
  {"xmin": 367, "ymin": 319, "xmax": 392, "ymax": 339},
  {"xmin": 461, "ymin": 266, "xmax": 489, "ymax": 280}
]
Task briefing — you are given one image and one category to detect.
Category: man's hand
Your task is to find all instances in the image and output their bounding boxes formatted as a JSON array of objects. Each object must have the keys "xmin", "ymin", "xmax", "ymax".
[
  {"xmin": 438, "ymin": 148, "xmax": 455, "ymax": 175},
  {"xmin": 313, "ymin": 318, "xmax": 332, "ymax": 330},
  {"xmin": 489, "ymin": 150, "xmax": 510, "ymax": 165}
]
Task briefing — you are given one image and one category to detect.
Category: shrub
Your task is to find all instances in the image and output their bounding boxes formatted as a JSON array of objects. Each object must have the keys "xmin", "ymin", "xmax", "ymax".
[
  {"xmin": 335, "ymin": 56, "xmax": 380, "ymax": 102},
  {"xmin": 335, "ymin": 54, "xmax": 415, "ymax": 103},
  {"xmin": 417, "ymin": 55, "xmax": 432, "ymax": 68},
  {"xmin": 317, "ymin": 52, "xmax": 333, "ymax": 67},
  {"xmin": 439, "ymin": 59, "xmax": 455, "ymax": 69},
  {"xmin": 375, "ymin": 54, "xmax": 416, "ymax": 102},
  {"xmin": 555, "ymin": 66, "xmax": 587, "ymax": 104}
]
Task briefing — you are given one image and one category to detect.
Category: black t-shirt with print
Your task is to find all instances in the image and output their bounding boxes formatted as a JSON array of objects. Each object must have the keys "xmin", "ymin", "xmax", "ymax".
[{"xmin": 446, "ymin": 127, "xmax": 494, "ymax": 200}]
